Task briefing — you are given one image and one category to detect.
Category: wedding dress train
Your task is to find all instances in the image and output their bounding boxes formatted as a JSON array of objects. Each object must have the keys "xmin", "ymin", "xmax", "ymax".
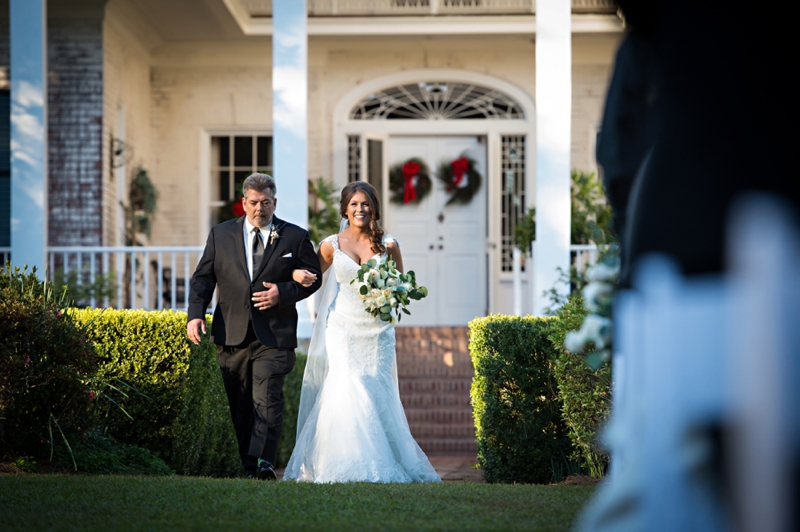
[{"xmin": 283, "ymin": 234, "xmax": 441, "ymax": 483}]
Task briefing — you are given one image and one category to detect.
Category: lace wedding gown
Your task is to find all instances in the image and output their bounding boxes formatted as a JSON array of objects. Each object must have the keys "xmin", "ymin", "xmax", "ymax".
[{"xmin": 283, "ymin": 234, "xmax": 441, "ymax": 483}]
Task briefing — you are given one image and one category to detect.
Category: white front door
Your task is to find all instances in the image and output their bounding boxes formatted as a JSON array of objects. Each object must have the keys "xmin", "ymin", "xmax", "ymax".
[{"xmin": 384, "ymin": 136, "xmax": 488, "ymax": 327}]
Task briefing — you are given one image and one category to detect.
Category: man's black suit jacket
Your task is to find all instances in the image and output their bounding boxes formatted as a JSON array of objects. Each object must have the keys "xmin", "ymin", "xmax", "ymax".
[{"xmin": 188, "ymin": 215, "xmax": 322, "ymax": 349}]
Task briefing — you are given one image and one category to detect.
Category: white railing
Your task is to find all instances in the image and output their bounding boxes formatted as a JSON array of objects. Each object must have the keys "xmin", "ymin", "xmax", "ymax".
[
  {"xmin": 47, "ymin": 246, "xmax": 213, "ymax": 312},
  {"xmin": 571, "ymin": 243, "xmax": 601, "ymax": 276},
  {"xmin": 511, "ymin": 243, "xmax": 602, "ymax": 315},
  {"xmin": 1, "ymin": 246, "xmax": 214, "ymax": 312}
]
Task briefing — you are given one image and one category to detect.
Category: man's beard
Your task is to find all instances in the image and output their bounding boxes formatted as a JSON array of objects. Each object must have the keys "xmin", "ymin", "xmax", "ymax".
[{"xmin": 252, "ymin": 214, "xmax": 272, "ymax": 228}]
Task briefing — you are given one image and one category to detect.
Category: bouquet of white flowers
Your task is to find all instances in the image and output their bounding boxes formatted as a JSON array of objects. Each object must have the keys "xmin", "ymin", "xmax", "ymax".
[{"xmin": 350, "ymin": 258, "xmax": 428, "ymax": 323}]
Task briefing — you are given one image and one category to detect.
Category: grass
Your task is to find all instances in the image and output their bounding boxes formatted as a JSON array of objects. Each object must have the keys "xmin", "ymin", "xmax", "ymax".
[{"xmin": 0, "ymin": 475, "xmax": 594, "ymax": 531}]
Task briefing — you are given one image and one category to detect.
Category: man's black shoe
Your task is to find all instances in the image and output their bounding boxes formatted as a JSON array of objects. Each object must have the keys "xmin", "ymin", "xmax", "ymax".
[{"xmin": 256, "ymin": 460, "xmax": 277, "ymax": 481}]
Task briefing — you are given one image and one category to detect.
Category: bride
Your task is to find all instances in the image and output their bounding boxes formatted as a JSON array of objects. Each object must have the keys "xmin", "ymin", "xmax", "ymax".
[{"xmin": 283, "ymin": 181, "xmax": 441, "ymax": 483}]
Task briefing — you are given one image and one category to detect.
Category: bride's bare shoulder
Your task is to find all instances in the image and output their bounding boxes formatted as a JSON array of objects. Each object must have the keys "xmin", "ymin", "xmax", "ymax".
[{"xmin": 318, "ymin": 238, "xmax": 336, "ymax": 259}]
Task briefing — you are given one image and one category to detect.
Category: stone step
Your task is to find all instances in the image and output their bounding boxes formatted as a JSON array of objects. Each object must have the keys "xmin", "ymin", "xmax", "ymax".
[
  {"xmin": 409, "ymin": 423, "xmax": 476, "ymax": 438},
  {"xmin": 416, "ymin": 438, "xmax": 477, "ymax": 456}
]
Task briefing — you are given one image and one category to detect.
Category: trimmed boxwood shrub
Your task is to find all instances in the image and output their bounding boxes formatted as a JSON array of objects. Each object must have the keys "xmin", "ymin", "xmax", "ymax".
[
  {"xmin": 0, "ymin": 266, "xmax": 96, "ymax": 461},
  {"xmin": 469, "ymin": 315, "xmax": 571, "ymax": 483},
  {"xmin": 70, "ymin": 309, "xmax": 239, "ymax": 476},
  {"xmin": 70, "ymin": 309, "xmax": 306, "ymax": 475},
  {"xmin": 548, "ymin": 294, "xmax": 611, "ymax": 478}
]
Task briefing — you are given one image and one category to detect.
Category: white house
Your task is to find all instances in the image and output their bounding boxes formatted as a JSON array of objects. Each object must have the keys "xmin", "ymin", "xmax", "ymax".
[{"xmin": 2, "ymin": 0, "xmax": 623, "ymax": 324}]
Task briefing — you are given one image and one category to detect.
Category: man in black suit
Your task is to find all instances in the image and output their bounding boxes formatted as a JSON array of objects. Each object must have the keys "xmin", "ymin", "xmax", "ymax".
[{"xmin": 187, "ymin": 173, "xmax": 322, "ymax": 479}]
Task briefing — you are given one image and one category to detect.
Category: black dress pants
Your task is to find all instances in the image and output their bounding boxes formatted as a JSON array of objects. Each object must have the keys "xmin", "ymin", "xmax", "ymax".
[{"xmin": 217, "ymin": 324, "xmax": 296, "ymax": 472}]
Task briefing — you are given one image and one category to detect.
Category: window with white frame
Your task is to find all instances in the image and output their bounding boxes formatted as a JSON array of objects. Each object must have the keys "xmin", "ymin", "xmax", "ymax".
[
  {"xmin": 501, "ymin": 135, "xmax": 526, "ymax": 272},
  {"xmin": 210, "ymin": 135, "xmax": 272, "ymax": 226}
]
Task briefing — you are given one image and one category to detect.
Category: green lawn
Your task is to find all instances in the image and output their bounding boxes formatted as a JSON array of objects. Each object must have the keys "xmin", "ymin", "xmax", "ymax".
[{"xmin": 0, "ymin": 475, "xmax": 594, "ymax": 531}]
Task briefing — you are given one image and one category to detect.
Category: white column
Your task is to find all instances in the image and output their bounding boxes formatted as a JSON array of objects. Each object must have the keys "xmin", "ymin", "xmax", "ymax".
[
  {"xmin": 273, "ymin": 0, "xmax": 312, "ymax": 338},
  {"xmin": 10, "ymin": 0, "xmax": 48, "ymax": 276},
  {"xmin": 532, "ymin": 0, "xmax": 571, "ymax": 315}
]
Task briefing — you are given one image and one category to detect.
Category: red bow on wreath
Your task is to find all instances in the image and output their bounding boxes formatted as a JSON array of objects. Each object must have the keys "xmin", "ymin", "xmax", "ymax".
[
  {"xmin": 402, "ymin": 161, "xmax": 420, "ymax": 204},
  {"xmin": 232, "ymin": 198, "xmax": 245, "ymax": 217},
  {"xmin": 450, "ymin": 157, "xmax": 469, "ymax": 190}
]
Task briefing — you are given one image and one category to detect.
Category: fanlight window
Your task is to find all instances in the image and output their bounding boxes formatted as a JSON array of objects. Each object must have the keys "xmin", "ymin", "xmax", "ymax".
[{"xmin": 350, "ymin": 82, "xmax": 524, "ymax": 120}]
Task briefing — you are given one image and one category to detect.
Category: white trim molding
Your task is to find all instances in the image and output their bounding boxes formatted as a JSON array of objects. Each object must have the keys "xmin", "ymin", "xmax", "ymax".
[
  {"xmin": 331, "ymin": 68, "xmax": 536, "ymax": 315},
  {"xmin": 220, "ymin": 9, "xmax": 622, "ymax": 37}
]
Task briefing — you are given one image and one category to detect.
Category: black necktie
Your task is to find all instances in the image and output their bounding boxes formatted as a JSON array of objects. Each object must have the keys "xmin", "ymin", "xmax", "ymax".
[{"xmin": 251, "ymin": 228, "xmax": 263, "ymax": 278}]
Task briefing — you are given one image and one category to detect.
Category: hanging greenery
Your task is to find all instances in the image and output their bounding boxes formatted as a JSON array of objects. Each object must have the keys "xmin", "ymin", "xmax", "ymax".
[
  {"xmin": 436, "ymin": 155, "xmax": 482, "ymax": 206},
  {"xmin": 388, "ymin": 158, "xmax": 433, "ymax": 205},
  {"xmin": 123, "ymin": 166, "xmax": 158, "ymax": 246}
]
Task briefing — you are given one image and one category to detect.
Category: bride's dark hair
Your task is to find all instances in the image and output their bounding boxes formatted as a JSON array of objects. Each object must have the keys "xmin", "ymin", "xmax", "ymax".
[{"xmin": 340, "ymin": 181, "xmax": 385, "ymax": 255}]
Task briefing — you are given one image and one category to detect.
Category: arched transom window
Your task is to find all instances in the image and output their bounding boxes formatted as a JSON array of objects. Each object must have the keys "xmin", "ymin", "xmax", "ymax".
[{"xmin": 350, "ymin": 82, "xmax": 524, "ymax": 120}]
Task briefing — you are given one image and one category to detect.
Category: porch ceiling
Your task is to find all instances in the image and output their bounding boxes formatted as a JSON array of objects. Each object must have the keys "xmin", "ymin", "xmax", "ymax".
[{"xmin": 123, "ymin": 0, "xmax": 246, "ymax": 41}]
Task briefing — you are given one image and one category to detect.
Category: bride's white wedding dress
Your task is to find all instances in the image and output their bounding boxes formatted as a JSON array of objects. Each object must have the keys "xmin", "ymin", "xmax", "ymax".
[{"xmin": 283, "ymin": 234, "xmax": 441, "ymax": 483}]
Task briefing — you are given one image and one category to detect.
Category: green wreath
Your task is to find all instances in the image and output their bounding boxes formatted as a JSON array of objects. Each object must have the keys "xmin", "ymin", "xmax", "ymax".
[
  {"xmin": 389, "ymin": 158, "xmax": 433, "ymax": 205},
  {"xmin": 437, "ymin": 155, "xmax": 482, "ymax": 206}
]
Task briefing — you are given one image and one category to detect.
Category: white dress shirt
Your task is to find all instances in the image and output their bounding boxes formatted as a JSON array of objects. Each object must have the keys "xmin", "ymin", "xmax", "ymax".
[{"xmin": 244, "ymin": 217, "xmax": 273, "ymax": 281}]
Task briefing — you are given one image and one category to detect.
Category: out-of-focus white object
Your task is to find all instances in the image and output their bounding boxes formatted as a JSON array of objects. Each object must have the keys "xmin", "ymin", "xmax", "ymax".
[
  {"xmin": 727, "ymin": 195, "xmax": 799, "ymax": 532},
  {"xmin": 580, "ymin": 194, "xmax": 800, "ymax": 532}
]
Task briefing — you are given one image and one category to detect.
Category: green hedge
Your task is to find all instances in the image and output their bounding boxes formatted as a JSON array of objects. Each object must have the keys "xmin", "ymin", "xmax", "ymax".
[
  {"xmin": 71, "ymin": 309, "xmax": 307, "ymax": 474},
  {"xmin": 70, "ymin": 309, "xmax": 239, "ymax": 476},
  {"xmin": 469, "ymin": 315, "xmax": 571, "ymax": 484},
  {"xmin": 548, "ymin": 295, "xmax": 611, "ymax": 478}
]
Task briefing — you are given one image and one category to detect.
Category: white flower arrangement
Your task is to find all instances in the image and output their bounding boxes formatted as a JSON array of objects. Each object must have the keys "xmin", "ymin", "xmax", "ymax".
[
  {"xmin": 565, "ymin": 253, "xmax": 621, "ymax": 366},
  {"xmin": 351, "ymin": 258, "xmax": 428, "ymax": 323}
]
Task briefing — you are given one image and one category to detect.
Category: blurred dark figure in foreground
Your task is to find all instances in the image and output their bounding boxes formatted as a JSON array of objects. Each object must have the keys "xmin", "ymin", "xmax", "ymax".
[
  {"xmin": 588, "ymin": 2, "xmax": 799, "ymax": 532},
  {"xmin": 598, "ymin": 0, "xmax": 799, "ymax": 285}
]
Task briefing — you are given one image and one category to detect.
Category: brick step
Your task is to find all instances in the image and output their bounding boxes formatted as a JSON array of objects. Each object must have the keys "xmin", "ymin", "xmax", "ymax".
[
  {"xmin": 409, "ymin": 423, "xmax": 476, "ymax": 438},
  {"xmin": 400, "ymin": 393, "xmax": 472, "ymax": 408},
  {"xmin": 416, "ymin": 438, "xmax": 477, "ymax": 456},
  {"xmin": 395, "ymin": 351, "xmax": 472, "ymax": 366},
  {"xmin": 395, "ymin": 327, "xmax": 471, "ymax": 361},
  {"xmin": 405, "ymin": 408, "xmax": 475, "ymax": 424},
  {"xmin": 398, "ymin": 379, "xmax": 472, "ymax": 393},
  {"xmin": 396, "ymin": 366, "xmax": 474, "ymax": 378}
]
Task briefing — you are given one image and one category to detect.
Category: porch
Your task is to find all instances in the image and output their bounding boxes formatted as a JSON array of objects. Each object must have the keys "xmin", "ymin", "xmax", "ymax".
[{"xmin": 1, "ymin": 244, "xmax": 598, "ymax": 314}]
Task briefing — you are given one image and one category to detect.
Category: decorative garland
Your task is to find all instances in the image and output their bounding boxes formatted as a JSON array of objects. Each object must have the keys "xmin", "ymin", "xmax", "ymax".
[
  {"xmin": 389, "ymin": 158, "xmax": 433, "ymax": 205},
  {"xmin": 437, "ymin": 155, "xmax": 482, "ymax": 206}
]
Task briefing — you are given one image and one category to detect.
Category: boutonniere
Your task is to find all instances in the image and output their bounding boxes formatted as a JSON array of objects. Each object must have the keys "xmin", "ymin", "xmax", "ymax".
[{"xmin": 269, "ymin": 227, "xmax": 281, "ymax": 245}]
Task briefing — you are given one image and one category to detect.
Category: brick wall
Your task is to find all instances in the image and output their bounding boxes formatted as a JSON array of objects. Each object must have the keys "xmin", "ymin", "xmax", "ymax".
[{"xmin": 47, "ymin": 14, "xmax": 105, "ymax": 246}]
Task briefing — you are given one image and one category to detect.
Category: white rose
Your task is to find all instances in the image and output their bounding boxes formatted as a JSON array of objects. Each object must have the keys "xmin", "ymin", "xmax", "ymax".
[
  {"xmin": 382, "ymin": 289, "xmax": 391, "ymax": 298},
  {"xmin": 564, "ymin": 330, "xmax": 587, "ymax": 353},
  {"xmin": 370, "ymin": 269, "xmax": 380, "ymax": 280},
  {"xmin": 582, "ymin": 282, "xmax": 614, "ymax": 313},
  {"xmin": 586, "ymin": 259, "xmax": 620, "ymax": 283},
  {"xmin": 386, "ymin": 278, "xmax": 396, "ymax": 287},
  {"xmin": 376, "ymin": 295, "xmax": 387, "ymax": 307},
  {"xmin": 389, "ymin": 297, "xmax": 398, "ymax": 307},
  {"xmin": 580, "ymin": 314, "xmax": 612, "ymax": 349},
  {"xmin": 370, "ymin": 288, "xmax": 380, "ymax": 297}
]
